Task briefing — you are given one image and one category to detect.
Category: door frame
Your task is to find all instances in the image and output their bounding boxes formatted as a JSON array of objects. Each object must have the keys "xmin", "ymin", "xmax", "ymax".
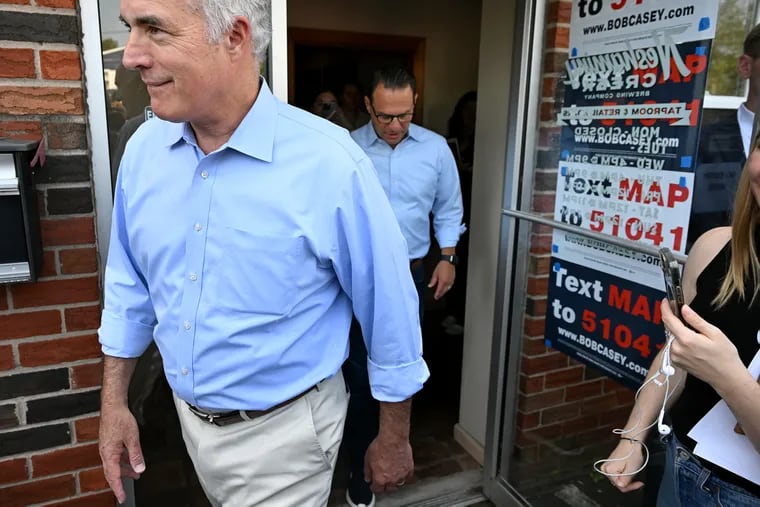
[
  {"xmin": 482, "ymin": 0, "xmax": 546, "ymax": 504},
  {"xmin": 287, "ymin": 27, "xmax": 426, "ymax": 118}
]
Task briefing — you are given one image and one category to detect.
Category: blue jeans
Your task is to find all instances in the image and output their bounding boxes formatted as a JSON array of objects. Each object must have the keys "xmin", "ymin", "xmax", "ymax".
[
  {"xmin": 342, "ymin": 262, "xmax": 425, "ymax": 491},
  {"xmin": 658, "ymin": 433, "xmax": 760, "ymax": 506}
]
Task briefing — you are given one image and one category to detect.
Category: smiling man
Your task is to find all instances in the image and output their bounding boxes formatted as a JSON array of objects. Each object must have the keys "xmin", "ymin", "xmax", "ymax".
[
  {"xmin": 97, "ymin": 1, "xmax": 428, "ymax": 506},
  {"xmin": 345, "ymin": 67, "xmax": 465, "ymax": 507}
]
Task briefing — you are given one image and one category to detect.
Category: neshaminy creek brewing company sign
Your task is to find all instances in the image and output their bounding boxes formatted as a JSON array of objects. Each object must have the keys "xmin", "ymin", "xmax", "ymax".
[{"xmin": 544, "ymin": 0, "xmax": 718, "ymax": 389}]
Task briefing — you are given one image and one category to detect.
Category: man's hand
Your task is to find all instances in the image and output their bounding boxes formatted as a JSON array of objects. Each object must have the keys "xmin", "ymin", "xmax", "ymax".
[
  {"xmin": 364, "ymin": 433, "xmax": 414, "ymax": 494},
  {"xmin": 428, "ymin": 261, "xmax": 455, "ymax": 300},
  {"xmin": 99, "ymin": 403, "xmax": 145, "ymax": 504},
  {"xmin": 365, "ymin": 399, "xmax": 414, "ymax": 494}
]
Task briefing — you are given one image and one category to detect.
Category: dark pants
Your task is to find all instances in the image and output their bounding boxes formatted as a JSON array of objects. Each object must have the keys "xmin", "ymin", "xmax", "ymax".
[{"xmin": 342, "ymin": 262, "xmax": 425, "ymax": 489}]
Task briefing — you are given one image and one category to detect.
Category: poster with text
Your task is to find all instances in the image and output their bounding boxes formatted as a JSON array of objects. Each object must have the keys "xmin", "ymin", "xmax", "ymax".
[
  {"xmin": 569, "ymin": 0, "xmax": 719, "ymax": 57},
  {"xmin": 545, "ymin": 0, "xmax": 719, "ymax": 386},
  {"xmin": 545, "ymin": 258, "xmax": 665, "ymax": 390}
]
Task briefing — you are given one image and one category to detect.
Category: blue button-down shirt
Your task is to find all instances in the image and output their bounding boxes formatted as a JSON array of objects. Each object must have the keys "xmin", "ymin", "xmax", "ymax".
[
  {"xmin": 99, "ymin": 81, "xmax": 429, "ymax": 410},
  {"xmin": 351, "ymin": 123, "xmax": 465, "ymax": 259}
]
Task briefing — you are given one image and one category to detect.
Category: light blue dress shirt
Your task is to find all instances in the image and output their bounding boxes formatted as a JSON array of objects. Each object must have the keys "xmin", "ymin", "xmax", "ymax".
[
  {"xmin": 351, "ymin": 123, "xmax": 465, "ymax": 259},
  {"xmin": 99, "ymin": 81, "xmax": 429, "ymax": 410}
]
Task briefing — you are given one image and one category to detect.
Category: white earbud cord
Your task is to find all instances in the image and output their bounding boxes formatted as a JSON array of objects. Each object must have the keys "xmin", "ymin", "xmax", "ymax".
[{"xmin": 594, "ymin": 331, "xmax": 683, "ymax": 478}]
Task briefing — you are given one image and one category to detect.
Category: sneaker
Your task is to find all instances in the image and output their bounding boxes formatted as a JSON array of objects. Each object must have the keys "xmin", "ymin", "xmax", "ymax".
[
  {"xmin": 346, "ymin": 475, "xmax": 375, "ymax": 507},
  {"xmin": 345, "ymin": 488, "xmax": 375, "ymax": 507}
]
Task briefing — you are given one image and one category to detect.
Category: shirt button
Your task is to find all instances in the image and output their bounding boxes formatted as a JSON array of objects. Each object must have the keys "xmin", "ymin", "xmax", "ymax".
[
  {"xmin": 201, "ymin": 170, "xmax": 209, "ymax": 179},
  {"xmin": 189, "ymin": 273, "xmax": 198, "ymax": 281},
  {"xmin": 183, "ymin": 320, "xmax": 191, "ymax": 330},
  {"xmin": 181, "ymin": 368, "xmax": 188, "ymax": 376},
  {"xmin": 194, "ymin": 223, "xmax": 202, "ymax": 232}
]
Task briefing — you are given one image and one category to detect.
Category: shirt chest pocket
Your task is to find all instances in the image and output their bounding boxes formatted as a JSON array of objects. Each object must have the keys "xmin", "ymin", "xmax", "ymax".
[{"xmin": 214, "ymin": 230, "xmax": 305, "ymax": 316}]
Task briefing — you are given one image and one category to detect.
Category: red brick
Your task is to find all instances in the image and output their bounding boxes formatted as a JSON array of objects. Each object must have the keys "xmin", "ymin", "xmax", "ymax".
[
  {"xmin": 37, "ymin": 0, "xmax": 76, "ymax": 7},
  {"xmin": 516, "ymin": 411, "xmax": 540, "ymax": 430},
  {"xmin": 520, "ymin": 373, "xmax": 544, "ymax": 395},
  {"xmin": 541, "ymin": 401, "xmax": 582, "ymax": 425},
  {"xmin": 65, "ymin": 305, "xmax": 101, "ymax": 332},
  {"xmin": 10, "ymin": 276, "xmax": 99, "ymax": 308},
  {"xmin": 523, "ymin": 316, "xmax": 546, "ymax": 337},
  {"xmin": 519, "ymin": 389, "xmax": 565, "ymax": 412},
  {"xmin": 60, "ymin": 248, "xmax": 98, "ymax": 275},
  {"xmin": 40, "ymin": 50, "xmax": 81, "ymax": 81},
  {"xmin": 526, "ymin": 276, "xmax": 548, "ymax": 297},
  {"xmin": 79, "ymin": 467, "xmax": 108, "ymax": 493},
  {"xmin": 0, "ymin": 310, "xmax": 62, "ymax": 340},
  {"xmin": 49, "ymin": 491, "xmax": 116, "ymax": 507},
  {"xmin": 0, "ymin": 49, "xmax": 35, "ymax": 78},
  {"xmin": 40, "ymin": 250, "xmax": 58, "ymax": 277},
  {"xmin": 0, "ymin": 474, "xmax": 75, "ymax": 507},
  {"xmin": 581, "ymin": 392, "xmax": 619, "ymax": 415},
  {"xmin": 547, "ymin": 0, "xmax": 572, "ymax": 25},
  {"xmin": 522, "ymin": 336, "xmax": 549, "ymax": 356},
  {"xmin": 529, "ymin": 256, "xmax": 551, "ymax": 277},
  {"xmin": 543, "ymin": 50, "xmax": 569, "ymax": 74},
  {"xmin": 0, "ymin": 0, "xmax": 30, "ymax": 4},
  {"xmin": 0, "ymin": 87, "xmax": 84, "ymax": 115},
  {"xmin": 0, "ymin": 458, "xmax": 27, "ymax": 485},
  {"xmin": 32, "ymin": 443, "xmax": 100, "ymax": 478},
  {"xmin": 75, "ymin": 416, "xmax": 100, "ymax": 443},
  {"xmin": 521, "ymin": 352, "xmax": 568, "ymax": 375},
  {"xmin": 566, "ymin": 379, "xmax": 604, "ymax": 401},
  {"xmin": 562, "ymin": 414, "xmax": 601, "ymax": 435},
  {"xmin": 544, "ymin": 366, "xmax": 585, "ymax": 389},
  {"xmin": 71, "ymin": 361, "xmax": 103, "ymax": 389},
  {"xmin": 41, "ymin": 217, "xmax": 96, "ymax": 247},
  {"xmin": 0, "ymin": 345, "xmax": 14, "ymax": 370},
  {"xmin": 18, "ymin": 334, "xmax": 100, "ymax": 367},
  {"xmin": 0, "ymin": 119, "xmax": 42, "ymax": 143},
  {"xmin": 546, "ymin": 26, "xmax": 570, "ymax": 49},
  {"xmin": 0, "ymin": 287, "xmax": 7, "ymax": 311}
]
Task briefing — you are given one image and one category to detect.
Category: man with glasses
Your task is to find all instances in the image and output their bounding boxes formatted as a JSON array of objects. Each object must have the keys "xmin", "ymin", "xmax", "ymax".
[{"xmin": 345, "ymin": 66, "xmax": 465, "ymax": 507}]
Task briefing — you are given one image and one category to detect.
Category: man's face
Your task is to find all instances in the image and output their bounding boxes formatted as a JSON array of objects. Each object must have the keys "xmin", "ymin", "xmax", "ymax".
[
  {"xmin": 739, "ymin": 53, "xmax": 760, "ymax": 110},
  {"xmin": 120, "ymin": 0, "xmax": 232, "ymax": 124},
  {"xmin": 365, "ymin": 84, "xmax": 416, "ymax": 147}
]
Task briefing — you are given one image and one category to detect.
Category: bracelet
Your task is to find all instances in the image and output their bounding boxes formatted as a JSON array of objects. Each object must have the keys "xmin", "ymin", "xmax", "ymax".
[{"xmin": 621, "ymin": 436, "xmax": 640, "ymax": 443}]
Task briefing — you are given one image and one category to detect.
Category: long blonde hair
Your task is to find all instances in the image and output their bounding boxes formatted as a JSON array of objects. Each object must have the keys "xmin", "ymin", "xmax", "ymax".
[{"xmin": 713, "ymin": 143, "xmax": 760, "ymax": 307}]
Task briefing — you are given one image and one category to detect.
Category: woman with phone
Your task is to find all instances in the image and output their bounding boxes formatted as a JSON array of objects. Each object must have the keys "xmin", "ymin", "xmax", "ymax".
[{"xmin": 601, "ymin": 138, "xmax": 760, "ymax": 505}]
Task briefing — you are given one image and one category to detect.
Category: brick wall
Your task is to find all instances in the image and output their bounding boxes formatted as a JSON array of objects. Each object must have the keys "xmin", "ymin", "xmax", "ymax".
[
  {"xmin": 513, "ymin": 0, "xmax": 636, "ymax": 476},
  {"xmin": 0, "ymin": 1, "xmax": 111, "ymax": 506}
]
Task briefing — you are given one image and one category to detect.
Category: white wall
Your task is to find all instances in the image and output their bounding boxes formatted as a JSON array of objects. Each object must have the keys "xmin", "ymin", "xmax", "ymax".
[
  {"xmin": 456, "ymin": 0, "xmax": 516, "ymax": 451},
  {"xmin": 287, "ymin": 0, "xmax": 482, "ymax": 134}
]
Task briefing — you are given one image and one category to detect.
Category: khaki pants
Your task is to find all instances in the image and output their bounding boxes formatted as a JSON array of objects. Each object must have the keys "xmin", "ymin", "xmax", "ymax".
[{"xmin": 174, "ymin": 372, "xmax": 349, "ymax": 507}]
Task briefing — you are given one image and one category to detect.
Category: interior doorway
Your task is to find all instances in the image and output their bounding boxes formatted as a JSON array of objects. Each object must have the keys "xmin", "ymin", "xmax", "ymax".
[{"xmin": 287, "ymin": 24, "xmax": 483, "ymax": 507}]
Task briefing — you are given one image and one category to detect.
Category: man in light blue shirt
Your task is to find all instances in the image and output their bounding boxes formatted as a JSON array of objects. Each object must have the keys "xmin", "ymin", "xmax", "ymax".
[
  {"xmin": 344, "ymin": 67, "xmax": 465, "ymax": 507},
  {"xmin": 97, "ymin": 1, "xmax": 428, "ymax": 505}
]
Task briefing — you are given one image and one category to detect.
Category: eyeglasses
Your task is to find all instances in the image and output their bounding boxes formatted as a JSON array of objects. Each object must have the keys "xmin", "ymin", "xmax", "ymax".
[{"xmin": 369, "ymin": 104, "xmax": 415, "ymax": 125}]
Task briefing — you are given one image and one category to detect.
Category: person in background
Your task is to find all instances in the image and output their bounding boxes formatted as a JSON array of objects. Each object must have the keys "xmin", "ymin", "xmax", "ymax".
[
  {"xmin": 442, "ymin": 91, "xmax": 477, "ymax": 336},
  {"xmin": 98, "ymin": 1, "xmax": 428, "ymax": 505},
  {"xmin": 344, "ymin": 66, "xmax": 465, "ymax": 507},
  {"xmin": 689, "ymin": 22, "xmax": 760, "ymax": 245},
  {"xmin": 311, "ymin": 89, "xmax": 351, "ymax": 130},
  {"xmin": 602, "ymin": 132, "xmax": 760, "ymax": 505},
  {"xmin": 340, "ymin": 82, "xmax": 371, "ymax": 130}
]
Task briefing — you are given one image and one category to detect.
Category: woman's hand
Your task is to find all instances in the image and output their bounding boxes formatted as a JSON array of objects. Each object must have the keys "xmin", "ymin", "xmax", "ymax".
[{"xmin": 600, "ymin": 439, "xmax": 646, "ymax": 493}]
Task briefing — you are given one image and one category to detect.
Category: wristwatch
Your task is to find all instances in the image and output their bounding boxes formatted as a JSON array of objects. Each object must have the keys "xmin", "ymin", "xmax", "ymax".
[{"xmin": 440, "ymin": 254, "xmax": 459, "ymax": 266}]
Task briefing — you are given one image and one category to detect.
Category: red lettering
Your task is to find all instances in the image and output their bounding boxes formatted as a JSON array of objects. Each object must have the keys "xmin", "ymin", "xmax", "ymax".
[
  {"xmin": 667, "ymin": 183, "xmax": 689, "ymax": 208},
  {"xmin": 608, "ymin": 284, "xmax": 631, "ymax": 312}
]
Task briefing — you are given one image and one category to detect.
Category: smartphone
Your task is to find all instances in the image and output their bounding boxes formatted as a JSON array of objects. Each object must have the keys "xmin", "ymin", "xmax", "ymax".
[{"xmin": 658, "ymin": 247, "xmax": 686, "ymax": 324}]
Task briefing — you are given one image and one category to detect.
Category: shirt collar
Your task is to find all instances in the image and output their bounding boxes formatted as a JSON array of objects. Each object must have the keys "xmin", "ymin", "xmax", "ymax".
[
  {"xmin": 161, "ymin": 78, "xmax": 277, "ymax": 162},
  {"xmin": 363, "ymin": 121, "xmax": 421, "ymax": 147}
]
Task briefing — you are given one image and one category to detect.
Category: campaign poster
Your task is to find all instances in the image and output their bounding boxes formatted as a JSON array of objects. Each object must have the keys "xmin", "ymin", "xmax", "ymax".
[
  {"xmin": 545, "ymin": 258, "xmax": 664, "ymax": 389},
  {"xmin": 544, "ymin": 0, "xmax": 719, "ymax": 386},
  {"xmin": 569, "ymin": 0, "xmax": 717, "ymax": 57},
  {"xmin": 552, "ymin": 161, "xmax": 693, "ymax": 289}
]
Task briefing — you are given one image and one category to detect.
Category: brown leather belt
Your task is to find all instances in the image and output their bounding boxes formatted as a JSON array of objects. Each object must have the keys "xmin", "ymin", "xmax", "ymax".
[
  {"xmin": 187, "ymin": 384, "xmax": 318, "ymax": 427},
  {"xmin": 410, "ymin": 258, "xmax": 423, "ymax": 270}
]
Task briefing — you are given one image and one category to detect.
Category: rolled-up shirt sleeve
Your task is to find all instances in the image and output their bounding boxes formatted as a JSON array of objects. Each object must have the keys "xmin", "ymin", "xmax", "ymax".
[
  {"xmin": 432, "ymin": 140, "xmax": 466, "ymax": 248},
  {"xmin": 331, "ymin": 155, "xmax": 430, "ymax": 402},
  {"xmin": 98, "ymin": 171, "xmax": 156, "ymax": 358}
]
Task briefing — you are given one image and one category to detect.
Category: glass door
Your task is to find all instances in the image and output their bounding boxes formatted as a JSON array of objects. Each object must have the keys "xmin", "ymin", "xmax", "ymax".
[{"xmin": 484, "ymin": 0, "xmax": 759, "ymax": 505}]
